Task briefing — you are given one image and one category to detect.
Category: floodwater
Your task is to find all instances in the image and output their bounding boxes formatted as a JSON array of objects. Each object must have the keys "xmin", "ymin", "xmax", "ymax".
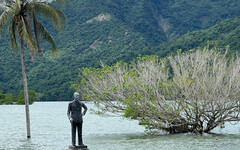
[{"xmin": 0, "ymin": 102, "xmax": 240, "ymax": 150}]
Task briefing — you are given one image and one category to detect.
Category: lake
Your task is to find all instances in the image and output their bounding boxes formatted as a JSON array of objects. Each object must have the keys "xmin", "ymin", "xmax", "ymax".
[{"xmin": 0, "ymin": 102, "xmax": 240, "ymax": 150}]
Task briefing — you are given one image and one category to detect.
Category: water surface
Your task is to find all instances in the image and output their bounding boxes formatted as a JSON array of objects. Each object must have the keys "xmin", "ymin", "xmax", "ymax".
[{"xmin": 0, "ymin": 102, "xmax": 240, "ymax": 150}]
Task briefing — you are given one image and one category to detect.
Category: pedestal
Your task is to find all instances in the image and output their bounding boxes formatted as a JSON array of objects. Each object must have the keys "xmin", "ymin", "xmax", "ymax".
[{"xmin": 68, "ymin": 145, "xmax": 89, "ymax": 150}]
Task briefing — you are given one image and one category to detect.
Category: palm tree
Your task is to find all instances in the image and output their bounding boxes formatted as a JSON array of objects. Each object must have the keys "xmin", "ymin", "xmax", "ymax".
[{"xmin": 0, "ymin": 0, "xmax": 66, "ymax": 138}]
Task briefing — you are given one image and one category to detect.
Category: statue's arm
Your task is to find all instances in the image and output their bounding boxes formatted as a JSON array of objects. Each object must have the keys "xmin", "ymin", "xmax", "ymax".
[
  {"xmin": 67, "ymin": 103, "xmax": 72, "ymax": 120},
  {"xmin": 82, "ymin": 103, "xmax": 88, "ymax": 116}
]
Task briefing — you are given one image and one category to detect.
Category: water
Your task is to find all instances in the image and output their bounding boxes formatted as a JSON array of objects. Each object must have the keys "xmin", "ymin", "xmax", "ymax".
[{"xmin": 0, "ymin": 102, "xmax": 240, "ymax": 150}]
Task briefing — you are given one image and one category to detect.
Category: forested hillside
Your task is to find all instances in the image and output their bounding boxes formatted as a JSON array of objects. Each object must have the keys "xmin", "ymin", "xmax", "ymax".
[
  {"xmin": 152, "ymin": 18, "xmax": 240, "ymax": 56},
  {"xmin": 1, "ymin": 0, "xmax": 240, "ymax": 100}
]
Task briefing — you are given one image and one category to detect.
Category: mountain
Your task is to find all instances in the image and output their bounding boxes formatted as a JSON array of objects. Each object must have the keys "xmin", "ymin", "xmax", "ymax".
[
  {"xmin": 152, "ymin": 18, "xmax": 240, "ymax": 56},
  {"xmin": 1, "ymin": 0, "xmax": 240, "ymax": 100}
]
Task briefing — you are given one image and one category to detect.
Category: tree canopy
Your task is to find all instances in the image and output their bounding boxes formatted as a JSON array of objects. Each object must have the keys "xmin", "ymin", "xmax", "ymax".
[{"xmin": 75, "ymin": 48, "xmax": 240, "ymax": 133}]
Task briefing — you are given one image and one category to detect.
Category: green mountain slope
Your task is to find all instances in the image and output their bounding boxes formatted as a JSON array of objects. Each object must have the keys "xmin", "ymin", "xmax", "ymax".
[
  {"xmin": 1, "ymin": 0, "xmax": 240, "ymax": 100},
  {"xmin": 152, "ymin": 18, "xmax": 240, "ymax": 56}
]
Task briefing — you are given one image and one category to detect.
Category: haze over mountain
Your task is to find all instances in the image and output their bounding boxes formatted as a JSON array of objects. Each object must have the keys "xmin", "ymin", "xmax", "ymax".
[{"xmin": 1, "ymin": 0, "xmax": 240, "ymax": 100}]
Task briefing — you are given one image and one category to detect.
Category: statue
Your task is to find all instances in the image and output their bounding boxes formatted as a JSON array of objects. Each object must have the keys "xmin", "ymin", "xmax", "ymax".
[{"xmin": 67, "ymin": 92, "xmax": 88, "ymax": 149}]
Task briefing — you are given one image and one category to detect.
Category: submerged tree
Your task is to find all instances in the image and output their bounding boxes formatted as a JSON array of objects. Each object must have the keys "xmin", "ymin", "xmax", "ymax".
[
  {"xmin": 0, "ymin": 0, "xmax": 66, "ymax": 138},
  {"xmin": 76, "ymin": 48, "xmax": 240, "ymax": 133}
]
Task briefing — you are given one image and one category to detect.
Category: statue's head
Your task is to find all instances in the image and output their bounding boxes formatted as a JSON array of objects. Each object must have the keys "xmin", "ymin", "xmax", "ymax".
[{"xmin": 74, "ymin": 92, "xmax": 81, "ymax": 101}]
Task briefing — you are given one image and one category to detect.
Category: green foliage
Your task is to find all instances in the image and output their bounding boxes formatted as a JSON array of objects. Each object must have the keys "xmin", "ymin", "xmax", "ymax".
[
  {"xmin": 0, "ymin": 91, "xmax": 16, "ymax": 105},
  {"xmin": 16, "ymin": 90, "xmax": 41, "ymax": 105},
  {"xmin": 153, "ymin": 18, "xmax": 240, "ymax": 56},
  {"xmin": 0, "ymin": 90, "xmax": 40, "ymax": 105},
  {"xmin": 123, "ymin": 104, "xmax": 140, "ymax": 119},
  {"xmin": 1, "ymin": 0, "xmax": 240, "ymax": 100},
  {"xmin": 0, "ymin": 91, "xmax": 5, "ymax": 99},
  {"xmin": 0, "ymin": 91, "xmax": 6, "ymax": 104},
  {"xmin": 0, "ymin": 93, "xmax": 15, "ymax": 105}
]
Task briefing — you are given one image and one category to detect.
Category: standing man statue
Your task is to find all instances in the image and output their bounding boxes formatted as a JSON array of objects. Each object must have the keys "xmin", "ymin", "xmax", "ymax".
[{"xmin": 67, "ymin": 92, "xmax": 88, "ymax": 148}]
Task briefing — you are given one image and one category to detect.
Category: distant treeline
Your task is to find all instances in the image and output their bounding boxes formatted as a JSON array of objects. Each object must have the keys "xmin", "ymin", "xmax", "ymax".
[{"xmin": 0, "ymin": 90, "xmax": 41, "ymax": 105}]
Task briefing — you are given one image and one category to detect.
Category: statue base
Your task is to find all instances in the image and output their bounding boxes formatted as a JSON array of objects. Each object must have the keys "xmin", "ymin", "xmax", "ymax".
[{"xmin": 68, "ymin": 145, "xmax": 88, "ymax": 150}]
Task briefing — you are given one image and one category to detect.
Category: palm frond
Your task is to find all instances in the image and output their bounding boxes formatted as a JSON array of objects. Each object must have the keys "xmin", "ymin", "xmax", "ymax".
[
  {"xmin": 26, "ymin": 12, "xmax": 36, "ymax": 61},
  {"xmin": 16, "ymin": 0, "xmax": 21, "ymax": 7},
  {"xmin": 54, "ymin": 0, "xmax": 68, "ymax": 6},
  {"xmin": 19, "ymin": 16, "xmax": 36, "ymax": 51},
  {"xmin": 9, "ymin": 17, "xmax": 18, "ymax": 50},
  {"xmin": 4, "ymin": 0, "xmax": 15, "ymax": 5},
  {"xmin": 33, "ymin": 12, "xmax": 42, "ymax": 58},
  {"xmin": 13, "ymin": 0, "xmax": 21, "ymax": 15},
  {"xmin": 0, "ymin": 4, "xmax": 7, "ymax": 10},
  {"xmin": 21, "ymin": 0, "xmax": 28, "ymax": 4},
  {"xmin": 0, "ymin": 8, "xmax": 12, "ymax": 36},
  {"xmin": 30, "ymin": 2, "xmax": 66, "ymax": 30},
  {"xmin": 35, "ymin": 20, "xmax": 58, "ymax": 54}
]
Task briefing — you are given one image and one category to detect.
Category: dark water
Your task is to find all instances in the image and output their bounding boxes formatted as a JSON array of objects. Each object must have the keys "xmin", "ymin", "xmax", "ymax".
[{"xmin": 0, "ymin": 102, "xmax": 240, "ymax": 150}]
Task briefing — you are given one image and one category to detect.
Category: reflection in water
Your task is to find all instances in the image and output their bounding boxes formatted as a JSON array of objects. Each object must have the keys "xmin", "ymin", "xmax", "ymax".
[{"xmin": 0, "ymin": 102, "xmax": 240, "ymax": 150}]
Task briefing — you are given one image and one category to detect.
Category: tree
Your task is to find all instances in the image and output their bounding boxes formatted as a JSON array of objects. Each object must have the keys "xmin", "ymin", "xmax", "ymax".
[
  {"xmin": 0, "ymin": 91, "xmax": 6, "ymax": 104},
  {"xmin": 0, "ymin": 0, "xmax": 66, "ymax": 138},
  {"xmin": 17, "ymin": 90, "xmax": 41, "ymax": 105},
  {"xmin": 75, "ymin": 47, "xmax": 240, "ymax": 134}
]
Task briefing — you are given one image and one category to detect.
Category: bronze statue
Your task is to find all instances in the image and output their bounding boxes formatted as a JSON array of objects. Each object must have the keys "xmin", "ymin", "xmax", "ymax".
[{"xmin": 67, "ymin": 92, "xmax": 88, "ymax": 147}]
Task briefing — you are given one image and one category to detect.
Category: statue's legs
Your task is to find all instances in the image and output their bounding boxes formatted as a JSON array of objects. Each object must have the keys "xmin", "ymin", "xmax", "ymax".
[
  {"xmin": 77, "ymin": 123, "xmax": 83, "ymax": 145},
  {"xmin": 71, "ymin": 123, "xmax": 77, "ymax": 146}
]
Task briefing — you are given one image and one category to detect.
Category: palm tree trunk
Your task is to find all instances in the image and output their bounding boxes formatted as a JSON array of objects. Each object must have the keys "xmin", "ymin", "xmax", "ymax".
[{"xmin": 20, "ymin": 38, "xmax": 31, "ymax": 138}]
